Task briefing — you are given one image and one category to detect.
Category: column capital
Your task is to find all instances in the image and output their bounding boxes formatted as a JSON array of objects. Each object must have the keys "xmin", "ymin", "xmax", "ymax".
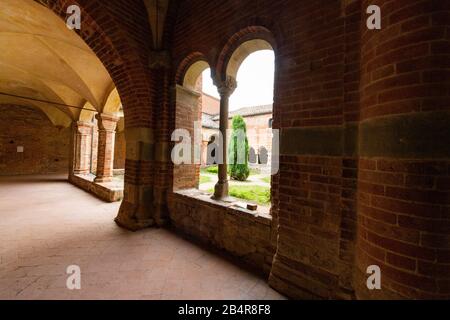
[
  {"xmin": 96, "ymin": 113, "xmax": 120, "ymax": 132},
  {"xmin": 73, "ymin": 121, "xmax": 93, "ymax": 134},
  {"xmin": 75, "ymin": 120, "xmax": 93, "ymax": 126},
  {"xmin": 214, "ymin": 75, "xmax": 237, "ymax": 98}
]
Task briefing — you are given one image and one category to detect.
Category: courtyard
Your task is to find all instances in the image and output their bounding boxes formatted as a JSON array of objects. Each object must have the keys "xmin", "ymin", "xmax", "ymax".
[{"xmin": 199, "ymin": 166, "xmax": 272, "ymax": 208}]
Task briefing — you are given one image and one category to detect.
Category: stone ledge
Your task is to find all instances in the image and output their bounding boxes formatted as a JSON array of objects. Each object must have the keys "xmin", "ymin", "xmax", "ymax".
[
  {"xmin": 173, "ymin": 189, "xmax": 272, "ymax": 225},
  {"xmin": 168, "ymin": 189, "xmax": 275, "ymax": 275},
  {"xmin": 113, "ymin": 168, "xmax": 125, "ymax": 175},
  {"xmin": 69, "ymin": 174, "xmax": 123, "ymax": 202}
]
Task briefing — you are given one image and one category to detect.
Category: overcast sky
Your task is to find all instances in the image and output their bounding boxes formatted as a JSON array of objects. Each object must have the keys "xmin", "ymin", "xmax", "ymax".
[{"xmin": 202, "ymin": 50, "xmax": 275, "ymax": 111}]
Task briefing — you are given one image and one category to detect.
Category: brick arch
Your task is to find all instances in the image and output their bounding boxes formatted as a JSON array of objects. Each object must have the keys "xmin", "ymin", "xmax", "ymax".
[
  {"xmin": 43, "ymin": 0, "xmax": 154, "ymax": 129},
  {"xmin": 214, "ymin": 24, "xmax": 281, "ymax": 261},
  {"xmin": 215, "ymin": 25, "xmax": 278, "ymax": 81},
  {"xmin": 175, "ymin": 52, "xmax": 211, "ymax": 89},
  {"xmin": 39, "ymin": 0, "xmax": 160, "ymax": 231}
]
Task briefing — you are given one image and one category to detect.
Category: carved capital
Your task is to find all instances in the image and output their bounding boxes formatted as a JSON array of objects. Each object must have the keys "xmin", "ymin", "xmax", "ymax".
[
  {"xmin": 214, "ymin": 76, "xmax": 237, "ymax": 98},
  {"xmin": 74, "ymin": 121, "xmax": 93, "ymax": 135},
  {"xmin": 96, "ymin": 113, "xmax": 120, "ymax": 132}
]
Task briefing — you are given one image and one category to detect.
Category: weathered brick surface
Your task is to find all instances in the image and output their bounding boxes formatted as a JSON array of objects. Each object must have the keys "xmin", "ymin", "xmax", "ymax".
[
  {"xmin": 356, "ymin": 0, "xmax": 450, "ymax": 299},
  {"xmin": 168, "ymin": 190, "xmax": 274, "ymax": 276},
  {"xmin": 356, "ymin": 158, "xmax": 450, "ymax": 299},
  {"xmin": 0, "ymin": 105, "xmax": 70, "ymax": 176},
  {"xmin": 114, "ymin": 131, "xmax": 126, "ymax": 170}
]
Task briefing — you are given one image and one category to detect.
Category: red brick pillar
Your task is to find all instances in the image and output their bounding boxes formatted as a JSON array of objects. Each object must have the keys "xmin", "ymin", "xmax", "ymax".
[
  {"xmin": 94, "ymin": 113, "xmax": 119, "ymax": 183},
  {"xmin": 72, "ymin": 121, "xmax": 93, "ymax": 175},
  {"xmin": 356, "ymin": 0, "xmax": 450, "ymax": 299}
]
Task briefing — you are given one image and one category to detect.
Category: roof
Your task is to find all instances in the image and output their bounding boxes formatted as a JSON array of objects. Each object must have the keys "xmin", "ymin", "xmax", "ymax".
[
  {"xmin": 212, "ymin": 104, "xmax": 273, "ymax": 121},
  {"xmin": 202, "ymin": 113, "xmax": 219, "ymax": 129}
]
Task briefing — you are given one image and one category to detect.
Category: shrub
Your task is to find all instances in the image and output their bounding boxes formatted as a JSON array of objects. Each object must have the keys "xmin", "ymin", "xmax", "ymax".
[
  {"xmin": 206, "ymin": 166, "xmax": 218, "ymax": 174},
  {"xmin": 228, "ymin": 115, "xmax": 250, "ymax": 181}
]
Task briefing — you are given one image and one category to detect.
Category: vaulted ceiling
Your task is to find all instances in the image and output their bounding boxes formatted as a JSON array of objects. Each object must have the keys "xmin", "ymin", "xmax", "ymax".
[
  {"xmin": 0, "ymin": 0, "xmax": 118, "ymax": 127},
  {"xmin": 0, "ymin": 0, "xmax": 173, "ymax": 128}
]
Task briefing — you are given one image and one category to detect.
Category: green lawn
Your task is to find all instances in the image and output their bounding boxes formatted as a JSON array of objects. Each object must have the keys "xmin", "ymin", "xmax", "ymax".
[
  {"xmin": 261, "ymin": 176, "xmax": 271, "ymax": 184},
  {"xmin": 201, "ymin": 165, "xmax": 260, "ymax": 176},
  {"xmin": 200, "ymin": 175, "xmax": 213, "ymax": 184},
  {"xmin": 201, "ymin": 166, "xmax": 218, "ymax": 174},
  {"xmin": 208, "ymin": 185, "xmax": 271, "ymax": 206}
]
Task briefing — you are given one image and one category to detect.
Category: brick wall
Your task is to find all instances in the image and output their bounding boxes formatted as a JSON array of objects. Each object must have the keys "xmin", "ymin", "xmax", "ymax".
[
  {"xmin": 0, "ymin": 105, "xmax": 70, "ymax": 176},
  {"xmin": 355, "ymin": 159, "xmax": 450, "ymax": 298}
]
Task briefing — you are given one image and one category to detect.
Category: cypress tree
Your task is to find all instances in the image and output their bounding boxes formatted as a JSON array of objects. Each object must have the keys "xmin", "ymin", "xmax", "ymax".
[{"xmin": 228, "ymin": 115, "xmax": 250, "ymax": 181}]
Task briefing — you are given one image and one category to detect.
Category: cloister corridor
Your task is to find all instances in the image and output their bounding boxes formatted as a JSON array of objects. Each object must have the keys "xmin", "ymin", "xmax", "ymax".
[
  {"xmin": 0, "ymin": 175, "xmax": 285, "ymax": 300},
  {"xmin": 1, "ymin": 0, "xmax": 449, "ymax": 301}
]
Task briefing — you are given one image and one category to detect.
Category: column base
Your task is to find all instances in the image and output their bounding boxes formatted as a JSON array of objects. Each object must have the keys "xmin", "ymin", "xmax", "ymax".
[
  {"xmin": 73, "ymin": 170, "xmax": 90, "ymax": 175},
  {"xmin": 115, "ymin": 200, "xmax": 155, "ymax": 231},
  {"xmin": 94, "ymin": 176, "xmax": 113, "ymax": 183},
  {"xmin": 212, "ymin": 180, "xmax": 229, "ymax": 200}
]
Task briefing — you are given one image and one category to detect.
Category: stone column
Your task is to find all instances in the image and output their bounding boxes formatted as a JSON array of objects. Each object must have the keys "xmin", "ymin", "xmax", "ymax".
[
  {"xmin": 94, "ymin": 113, "xmax": 119, "ymax": 183},
  {"xmin": 213, "ymin": 76, "xmax": 237, "ymax": 200},
  {"xmin": 72, "ymin": 121, "xmax": 93, "ymax": 175}
]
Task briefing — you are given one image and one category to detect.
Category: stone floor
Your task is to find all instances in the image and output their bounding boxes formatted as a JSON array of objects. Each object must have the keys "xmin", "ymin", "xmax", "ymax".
[{"xmin": 0, "ymin": 174, "xmax": 285, "ymax": 300}]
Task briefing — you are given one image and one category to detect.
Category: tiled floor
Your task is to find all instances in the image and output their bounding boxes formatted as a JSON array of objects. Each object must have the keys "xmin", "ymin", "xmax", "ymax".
[{"xmin": 0, "ymin": 175, "xmax": 285, "ymax": 300}]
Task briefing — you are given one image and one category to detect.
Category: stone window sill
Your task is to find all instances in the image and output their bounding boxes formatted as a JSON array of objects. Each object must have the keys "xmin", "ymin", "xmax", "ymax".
[{"xmin": 173, "ymin": 189, "xmax": 272, "ymax": 226}]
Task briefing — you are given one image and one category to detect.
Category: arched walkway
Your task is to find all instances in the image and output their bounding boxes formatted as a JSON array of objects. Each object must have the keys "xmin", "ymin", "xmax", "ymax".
[{"xmin": 0, "ymin": 175, "xmax": 284, "ymax": 299}]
